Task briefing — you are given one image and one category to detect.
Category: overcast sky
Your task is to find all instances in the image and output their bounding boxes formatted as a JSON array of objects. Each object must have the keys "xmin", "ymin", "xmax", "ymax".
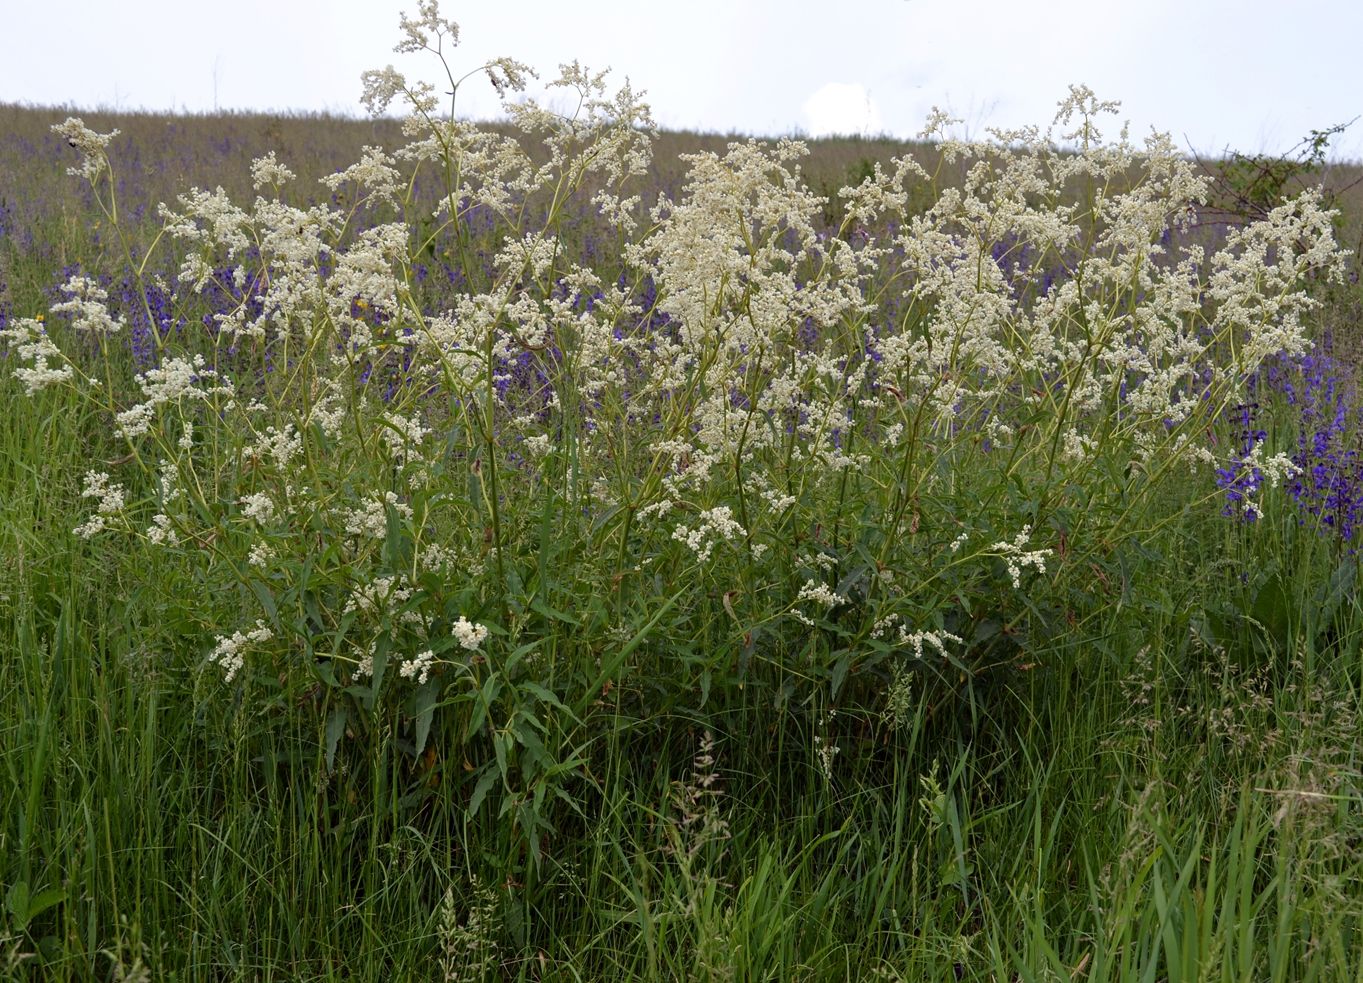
[{"xmin": 3, "ymin": 0, "xmax": 1361, "ymax": 160}]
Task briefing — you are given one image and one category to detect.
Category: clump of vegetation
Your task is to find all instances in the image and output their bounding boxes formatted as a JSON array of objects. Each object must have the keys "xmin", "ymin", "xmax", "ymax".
[{"xmin": 2, "ymin": 4, "xmax": 1361, "ymax": 978}]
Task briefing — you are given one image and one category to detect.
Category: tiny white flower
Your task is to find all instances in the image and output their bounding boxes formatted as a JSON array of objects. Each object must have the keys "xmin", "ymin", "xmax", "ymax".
[
  {"xmin": 208, "ymin": 620, "xmax": 273, "ymax": 682},
  {"xmin": 797, "ymin": 579, "xmax": 846, "ymax": 609},
  {"xmin": 672, "ymin": 506, "xmax": 746, "ymax": 562},
  {"xmin": 73, "ymin": 471, "xmax": 127, "ymax": 538},
  {"xmin": 238, "ymin": 492, "xmax": 276, "ymax": 525},
  {"xmin": 991, "ymin": 525, "xmax": 1052, "ymax": 589},
  {"xmin": 452, "ymin": 616, "xmax": 489, "ymax": 652},
  {"xmin": 146, "ymin": 513, "xmax": 180, "ymax": 546},
  {"xmin": 399, "ymin": 649, "xmax": 436, "ymax": 684}
]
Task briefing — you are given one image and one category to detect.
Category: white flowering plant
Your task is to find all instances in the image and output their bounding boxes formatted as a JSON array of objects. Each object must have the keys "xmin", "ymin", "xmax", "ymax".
[{"xmin": 1, "ymin": 2, "xmax": 1346, "ymax": 862}]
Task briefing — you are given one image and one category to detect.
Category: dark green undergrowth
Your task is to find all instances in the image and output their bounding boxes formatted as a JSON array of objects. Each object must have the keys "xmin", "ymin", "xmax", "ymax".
[{"xmin": 3, "ymin": 377, "xmax": 1361, "ymax": 980}]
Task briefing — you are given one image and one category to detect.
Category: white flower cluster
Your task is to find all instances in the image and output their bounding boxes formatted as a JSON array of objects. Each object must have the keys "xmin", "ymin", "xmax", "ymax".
[
  {"xmin": 813, "ymin": 710, "xmax": 839, "ymax": 782},
  {"xmin": 344, "ymin": 575, "xmax": 417, "ymax": 620},
  {"xmin": 250, "ymin": 151, "xmax": 296, "ymax": 191},
  {"xmin": 380, "ymin": 412, "xmax": 430, "ymax": 466},
  {"xmin": 320, "ymin": 145, "xmax": 402, "ymax": 205},
  {"xmin": 342, "ymin": 492, "xmax": 415, "ymax": 539},
  {"xmin": 145, "ymin": 513, "xmax": 179, "ymax": 547},
  {"xmin": 394, "ymin": 0, "xmax": 460, "ymax": 53},
  {"xmin": 399, "ymin": 648, "xmax": 436, "ymax": 684},
  {"xmin": 1223, "ymin": 443, "xmax": 1303, "ymax": 520},
  {"xmin": 51, "ymin": 275, "xmax": 124, "ymax": 335},
  {"xmin": 245, "ymin": 425, "xmax": 304, "ymax": 468},
  {"xmin": 237, "ymin": 492, "xmax": 276, "ymax": 526},
  {"xmin": 452, "ymin": 616, "xmax": 488, "ymax": 652},
  {"xmin": 797, "ymin": 580, "xmax": 847, "ymax": 609},
  {"xmin": 51, "ymin": 117, "xmax": 119, "ymax": 180},
  {"xmin": 521, "ymin": 433, "xmax": 551, "ymax": 458},
  {"xmin": 73, "ymin": 471, "xmax": 127, "ymax": 539},
  {"xmin": 344, "ymin": 603, "xmax": 485, "ymax": 687},
  {"xmin": 870, "ymin": 614, "xmax": 963, "ymax": 660},
  {"xmin": 672, "ymin": 506, "xmax": 746, "ymax": 562},
  {"xmin": 157, "ymin": 187, "xmax": 251, "ymax": 290},
  {"xmin": 305, "ymin": 384, "xmax": 348, "ymax": 439},
  {"xmin": 327, "ymin": 223, "xmax": 410, "ymax": 347},
  {"xmin": 418, "ymin": 542, "xmax": 459, "ymax": 573},
  {"xmin": 637, "ymin": 497, "xmax": 674, "ymax": 521},
  {"xmin": 1061, "ymin": 429, "xmax": 1098, "ymax": 464},
  {"xmin": 0, "ymin": 318, "xmax": 75, "ymax": 394},
  {"xmin": 991, "ymin": 526, "xmax": 1053, "ymax": 589},
  {"xmin": 793, "ymin": 579, "xmax": 849, "ymax": 626},
  {"xmin": 359, "ymin": 66, "xmax": 417, "ymax": 118},
  {"xmin": 115, "ymin": 355, "xmax": 235, "ymax": 438},
  {"xmin": 207, "ymin": 620, "xmax": 273, "ymax": 682},
  {"xmin": 1246, "ymin": 445, "xmax": 1301, "ymax": 490}
]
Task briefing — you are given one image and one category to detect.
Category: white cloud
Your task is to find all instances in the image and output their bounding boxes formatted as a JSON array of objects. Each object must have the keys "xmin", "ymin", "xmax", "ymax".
[{"xmin": 802, "ymin": 83, "xmax": 884, "ymax": 138}]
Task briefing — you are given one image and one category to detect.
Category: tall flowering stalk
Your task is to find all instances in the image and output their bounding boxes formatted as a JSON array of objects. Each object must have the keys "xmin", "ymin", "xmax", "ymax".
[
  {"xmin": 1285, "ymin": 353, "xmax": 1363, "ymax": 543},
  {"xmin": 1226, "ymin": 351, "xmax": 1363, "ymax": 543}
]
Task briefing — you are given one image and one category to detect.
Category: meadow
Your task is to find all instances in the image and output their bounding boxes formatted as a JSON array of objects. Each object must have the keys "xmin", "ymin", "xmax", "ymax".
[{"xmin": 3, "ymin": 7, "xmax": 1363, "ymax": 979}]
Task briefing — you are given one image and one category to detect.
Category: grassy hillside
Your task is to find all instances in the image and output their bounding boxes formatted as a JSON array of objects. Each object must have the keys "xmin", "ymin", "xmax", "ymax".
[{"xmin": 2, "ymin": 78, "xmax": 1362, "ymax": 982}]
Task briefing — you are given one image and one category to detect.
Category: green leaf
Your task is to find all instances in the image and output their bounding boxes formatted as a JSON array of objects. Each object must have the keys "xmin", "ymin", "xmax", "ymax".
[
  {"xmin": 411, "ymin": 679, "xmax": 439, "ymax": 755},
  {"xmin": 830, "ymin": 652, "xmax": 851, "ymax": 700},
  {"xmin": 835, "ymin": 564, "xmax": 872, "ymax": 602},
  {"xmin": 1316, "ymin": 555, "xmax": 1357, "ymax": 640},
  {"xmin": 468, "ymin": 766, "xmax": 499, "ymax": 816},
  {"xmin": 368, "ymin": 634, "xmax": 391, "ymax": 710},
  {"xmin": 466, "ymin": 674, "xmax": 501, "ymax": 739},
  {"xmin": 1249, "ymin": 572, "xmax": 1291, "ymax": 652},
  {"xmin": 523, "ymin": 805, "xmax": 545, "ymax": 868},
  {"xmin": 313, "ymin": 660, "xmax": 339, "ymax": 689},
  {"xmin": 513, "ymin": 722, "xmax": 549, "ymax": 771},
  {"xmin": 4, "ymin": 882, "xmax": 62, "ymax": 930},
  {"xmin": 520, "ymin": 680, "xmax": 567, "ymax": 712},
  {"xmin": 493, "ymin": 730, "xmax": 511, "ymax": 781},
  {"xmin": 25, "ymin": 887, "xmax": 64, "ymax": 922},
  {"xmin": 382, "ymin": 498, "xmax": 408, "ymax": 568},
  {"xmin": 324, "ymin": 704, "xmax": 348, "ymax": 772},
  {"xmin": 502, "ymin": 639, "xmax": 539, "ymax": 675},
  {"xmin": 6, "ymin": 881, "xmax": 30, "ymax": 923},
  {"xmin": 590, "ymin": 502, "xmax": 624, "ymax": 534},
  {"xmin": 531, "ymin": 597, "xmax": 580, "ymax": 626},
  {"xmin": 972, "ymin": 617, "xmax": 1002, "ymax": 646},
  {"xmin": 249, "ymin": 579, "xmax": 278, "ymax": 624}
]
